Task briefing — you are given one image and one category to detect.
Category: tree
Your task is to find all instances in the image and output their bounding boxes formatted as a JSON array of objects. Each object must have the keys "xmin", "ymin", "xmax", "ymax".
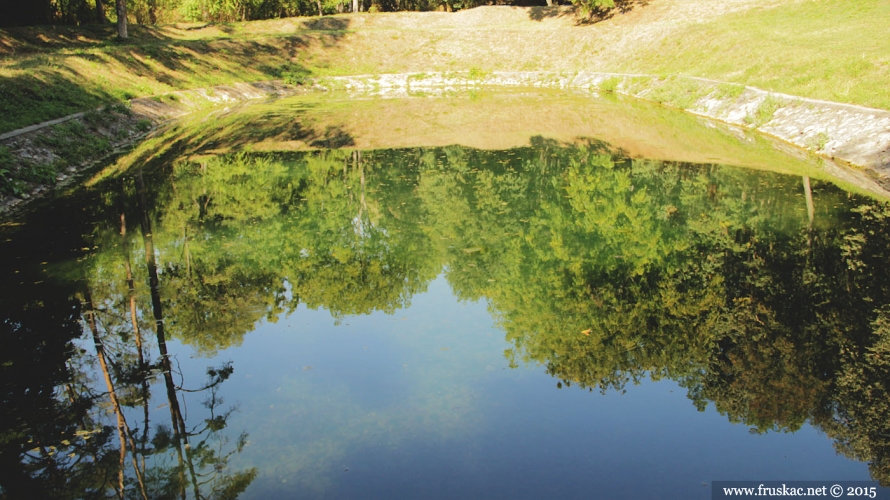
[
  {"xmin": 116, "ymin": 0, "xmax": 128, "ymax": 38},
  {"xmin": 96, "ymin": 0, "xmax": 107, "ymax": 23}
]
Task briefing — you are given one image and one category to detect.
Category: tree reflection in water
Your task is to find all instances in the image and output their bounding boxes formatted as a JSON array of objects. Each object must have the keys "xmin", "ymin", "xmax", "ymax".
[
  {"xmin": 0, "ymin": 170, "xmax": 256, "ymax": 499},
  {"xmin": 2, "ymin": 138, "xmax": 890, "ymax": 494}
]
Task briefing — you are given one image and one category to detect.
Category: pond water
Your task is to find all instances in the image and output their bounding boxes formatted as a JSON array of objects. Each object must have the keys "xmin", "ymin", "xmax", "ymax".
[{"xmin": 2, "ymin": 91, "xmax": 890, "ymax": 499}]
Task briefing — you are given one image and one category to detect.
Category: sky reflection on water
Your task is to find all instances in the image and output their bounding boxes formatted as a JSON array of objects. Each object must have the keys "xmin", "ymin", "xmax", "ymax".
[{"xmin": 214, "ymin": 276, "xmax": 869, "ymax": 500}]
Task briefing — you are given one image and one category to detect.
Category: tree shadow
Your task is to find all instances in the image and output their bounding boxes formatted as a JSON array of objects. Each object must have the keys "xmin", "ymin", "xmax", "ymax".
[
  {"xmin": 310, "ymin": 126, "xmax": 356, "ymax": 148},
  {"xmin": 0, "ymin": 34, "xmax": 22, "ymax": 56},
  {"xmin": 0, "ymin": 70, "xmax": 125, "ymax": 133},
  {"xmin": 302, "ymin": 17, "xmax": 350, "ymax": 31},
  {"xmin": 527, "ymin": 5, "xmax": 575, "ymax": 22},
  {"xmin": 0, "ymin": 17, "xmax": 351, "ymax": 134},
  {"xmin": 0, "ymin": 23, "xmax": 176, "ymax": 54},
  {"xmin": 571, "ymin": 0, "xmax": 650, "ymax": 25},
  {"xmin": 525, "ymin": 0, "xmax": 648, "ymax": 23}
]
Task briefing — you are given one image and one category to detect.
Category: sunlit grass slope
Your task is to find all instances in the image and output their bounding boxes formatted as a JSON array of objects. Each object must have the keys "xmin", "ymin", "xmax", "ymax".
[
  {"xmin": 0, "ymin": 20, "xmax": 344, "ymax": 134},
  {"xmin": 614, "ymin": 0, "xmax": 890, "ymax": 110}
]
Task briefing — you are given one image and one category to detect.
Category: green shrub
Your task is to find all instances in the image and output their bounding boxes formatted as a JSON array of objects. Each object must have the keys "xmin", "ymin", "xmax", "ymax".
[
  {"xmin": 136, "ymin": 119, "xmax": 153, "ymax": 133},
  {"xmin": 22, "ymin": 162, "xmax": 59, "ymax": 185},
  {"xmin": 715, "ymin": 83, "xmax": 745, "ymax": 100},
  {"xmin": 105, "ymin": 102, "xmax": 132, "ymax": 116},
  {"xmin": 599, "ymin": 76, "xmax": 621, "ymax": 93},
  {"xmin": 0, "ymin": 147, "xmax": 56, "ymax": 195},
  {"xmin": 467, "ymin": 67, "xmax": 488, "ymax": 80},
  {"xmin": 745, "ymin": 94, "xmax": 782, "ymax": 127},
  {"xmin": 36, "ymin": 121, "xmax": 112, "ymax": 164},
  {"xmin": 83, "ymin": 109, "xmax": 105, "ymax": 129},
  {"xmin": 0, "ymin": 146, "xmax": 12, "ymax": 171},
  {"xmin": 573, "ymin": 0, "xmax": 615, "ymax": 18},
  {"xmin": 807, "ymin": 131, "xmax": 830, "ymax": 152},
  {"xmin": 280, "ymin": 63, "xmax": 313, "ymax": 86}
]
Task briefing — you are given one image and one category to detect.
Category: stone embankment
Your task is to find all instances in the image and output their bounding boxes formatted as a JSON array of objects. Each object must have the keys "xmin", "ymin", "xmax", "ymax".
[{"xmin": 325, "ymin": 71, "xmax": 890, "ymax": 195}]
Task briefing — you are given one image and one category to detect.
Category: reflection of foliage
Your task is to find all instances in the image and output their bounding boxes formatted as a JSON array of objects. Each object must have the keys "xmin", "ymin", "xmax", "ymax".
[
  {"xmin": 144, "ymin": 362, "xmax": 256, "ymax": 500},
  {"xmin": 152, "ymin": 154, "xmax": 292, "ymax": 353},
  {"xmin": 131, "ymin": 142, "xmax": 890, "ymax": 484},
  {"xmin": 282, "ymin": 150, "xmax": 439, "ymax": 319},
  {"xmin": 0, "ymin": 289, "xmax": 255, "ymax": 498},
  {"xmin": 0, "ymin": 284, "xmax": 101, "ymax": 499},
  {"xmin": 9, "ymin": 138, "xmax": 890, "ymax": 490},
  {"xmin": 830, "ymin": 307, "xmax": 890, "ymax": 483},
  {"xmin": 418, "ymin": 141, "xmax": 800, "ymax": 392},
  {"xmin": 0, "ymin": 179, "xmax": 256, "ymax": 497},
  {"xmin": 820, "ymin": 204, "xmax": 890, "ymax": 484},
  {"xmin": 135, "ymin": 149, "xmax": 440, "ymax": 351},
  {"xmin": 410, "ymin": 140, "xmax": 890, "ymax": 484}
]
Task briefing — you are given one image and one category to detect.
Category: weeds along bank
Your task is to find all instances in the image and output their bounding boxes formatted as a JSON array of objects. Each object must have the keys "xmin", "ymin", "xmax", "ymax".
[{"xmin": 0, "ymin": 81, "xmax": 297, "ymax": 210}]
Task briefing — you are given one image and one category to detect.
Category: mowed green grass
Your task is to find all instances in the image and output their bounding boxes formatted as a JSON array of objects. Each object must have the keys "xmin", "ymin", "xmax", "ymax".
[{"xmin": 616, "ymin": 0, "xmax": 890, "ymax": 110}]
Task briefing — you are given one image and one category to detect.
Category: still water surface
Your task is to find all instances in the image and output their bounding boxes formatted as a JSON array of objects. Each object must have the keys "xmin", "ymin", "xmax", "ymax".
[{"xmin": 2, "ymin": 93, "xmax": 890, "ymax": 499}]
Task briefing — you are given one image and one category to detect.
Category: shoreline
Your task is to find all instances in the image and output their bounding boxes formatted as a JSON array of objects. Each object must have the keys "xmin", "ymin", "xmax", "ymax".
[{"xmin": 2, "ymin": 72, "xmax": 888, "ymax": 216}]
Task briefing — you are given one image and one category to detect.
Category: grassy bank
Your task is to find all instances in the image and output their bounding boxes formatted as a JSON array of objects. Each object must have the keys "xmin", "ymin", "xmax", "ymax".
[
  {"xmin": 0, "ymin": 103, "xmax": 152, "ymax": 197},
  {"xmin": 1, "ymin": 0, "xmax": 889, "ymax": 136},
  {"xmin": 0, "ymin": 19, "xmax": 339, "ymax": 134},
  {"xmin": 614, "ymin": 0, "xmax": 890, "ymax": 110}
]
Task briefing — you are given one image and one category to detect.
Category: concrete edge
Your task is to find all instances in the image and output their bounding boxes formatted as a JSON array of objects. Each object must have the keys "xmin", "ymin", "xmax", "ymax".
[
  {"xmin": 0, "ymin": 113, "xmax": 86, "ymax": 142},
  {"xmin": 318, "ymin": 71, "xmax": 890, "ymax": 182}
]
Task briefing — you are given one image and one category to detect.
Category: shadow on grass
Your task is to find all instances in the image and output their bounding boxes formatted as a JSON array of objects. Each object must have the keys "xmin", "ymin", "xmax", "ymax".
[
  {"xmin": 0, "ymin": 71, "xmax": 123, "ymax": 133},
  {"xmin": 310, "ymin": 126, "xmax": 356, "ymax": 148},
  {"xmin": 302, "ymin": 17, "xmax": 350, "ymax": 31},
  {"xmin": 0, "ymin": 23, "xmax": 168, "ymax": 54},
  {"xmin": 1, "ymin": 16, "xmax": 350, "ymax": 54},
  {"xmin": 0, "ymin": 17, "xmax": 351, "ymax": 134},
  {"xmin": 119, "ymin": 102, "xmax": 356, "ymax": 176},
  {"xmin": 579, "ymin": 0, "xmax": 649, "ymax": 24},
  {"xmin": 529, "ymin": 0, "xmax": 648, "ymax": 24},
  {"xmin": 527, "ymin": 5, "xmax": 576, "ymax": 22}
]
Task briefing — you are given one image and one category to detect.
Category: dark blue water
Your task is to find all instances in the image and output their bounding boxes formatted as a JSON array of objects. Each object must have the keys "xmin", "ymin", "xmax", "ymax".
[{"xmin": 220, "ymin": 277, "xmax": 867, "ymax": 500}]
